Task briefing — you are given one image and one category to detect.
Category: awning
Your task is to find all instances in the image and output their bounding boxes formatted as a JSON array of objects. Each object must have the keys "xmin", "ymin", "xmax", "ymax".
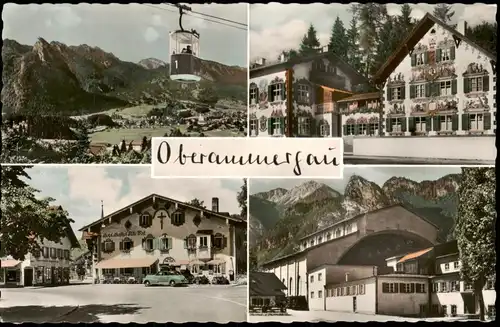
[
  {"xmin": 1, "ymin": 260, "xmax": 21, "ymax": 268},
  {"xmin": 189, "ymin": 259, "xmax": 205, "ymax": 266},
  {"xmin": 398, "ymin": 247, "xmax": 433, "ymax": 263},
  {"xmin": 95, "ymin": 257, "xmax": 158, "ymax": 269},
  {"xmin": 207, "ymin": 259, "xmax": 224, "ymax": 265}
]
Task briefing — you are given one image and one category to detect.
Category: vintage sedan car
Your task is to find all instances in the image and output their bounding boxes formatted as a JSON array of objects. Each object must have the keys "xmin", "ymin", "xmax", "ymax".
[{"xmin": 143, "ymin": 271, "xmax": 189, "ymax": 287}]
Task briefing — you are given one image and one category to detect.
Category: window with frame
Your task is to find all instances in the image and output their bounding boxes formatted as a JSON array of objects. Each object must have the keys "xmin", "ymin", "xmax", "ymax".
[
  {"xmin": 346, "ymin": 124, "xmax": 355, "ymax": 135},
  {"xmin": 160, "ymin": 235, "xmax": 172, "ymax": 251},
  {"xmin": 453, "ymin": 261, "xmax": 460, "ymax": 269},
  {"xmin": 470, "ymin": 113, "xmax": 484, "ymax": 130},
  {"xmin": 142, "ymin": 235, "xmax": 155, "ymax": 251},
  {"xmin": 250, "ymin": 119, "xmax": 258, "ymax": 136},
  {"xmin": 187, "ymin": 234, "xmax": 197, "ymax": 249},
  {"xmin": 415, "ymin": 84, "xmax": 425, "ymax": 98},
  {"xmin": 318, "ymin": 273, "xmax": 322, "ymax": 281},
  {"xmin": 270, "ymin": 83, "xmax": 283, "ymax": 102},
  {"xmin": 420, "ymin": 304, "xmax": 427, "ymax": 315},
  {"xmin": 335, "ymin": 229, "xmax": 341, "ymax": 238},
  {"xmin": 485, "ymin": 279, "xmax": 494, "ymax": 290},
  {"xmin": 120, "ymin": 268, "xmax": 134, "ymax": 275},
  {"xmin": 172, "ymin": 211, "xmax": 185, "ymax": 226},
  {"xmin": 391, "ymin": 87, "xmax": 403, "ymax": 100},
  {"xmin": 440, "ymin": 281, "xmax": 448, "ymax": 292},
  {"xmin": 199, "ymin": 236, "xmax": 208, "ymax": 248},
  {"xmin": 440, "ymin": 48, "xmax": 451, "ymax": 61},
  {"xmin": 450, "ymin": 281, "xmax": 460, "ymax": 292},
  {"xmin": 469, "ymin": 77, "xmax": 483, "ymax": 92},
  {"xmin": 249, "ymin": 85, "xmax": 258, "ymax": 105},
  {"xmin": 440, "ymin": 80, "xmax": 452, "ymax": 96},
  {"xmin": 318, "ymin": 290, "xmax": 323, "ymax": 298},
  {"xmin": 273, "ymin": 118, "xmax": 282, "ymax": 135},
  {"xmin": 310, "ymin": 239, "xmax": 315, "ymax": 246},
  {"xmin": 57, "ymin": 249, "xmax": 63, "ymax": 259},
  {"xmin": 310, "ymin": 275, "xmax": 314, "ymax": 283},
  {"xmin": 369, "ymin": 123, "xmax": 378, "ymax": 135},
  {"xmin": 416, "ymin": 283, "xmax": 426, "ymax": 293},
  {"xmin": 326, "ymin": 232, "xmax": 331, "ymax": 240},
  {"xmin": 213, "ymin": 233, "xmax": 224, "ymax": 249},
  {"xmin": 359, "ymin": 284, "xmax": 365, "ymax": 294},
  {"xmin": 465, "ymin": 282, "xmax": 473, "ymax": 291},
  {"xmin": 382, "ymin": 282, "xmax": 398, "ymax": 293},
  {"xmin": 103, "ymin": 239, "xmax": 115, "ymax": 252},
  {"xmin": 310, "ymin": 291, "xmax": 315, "ymax": 299},
  {"xmin": 416, "ymin": 53, "xmax": 425, "ymax": 66},
  {"xmin": 346, "ymin": 286, "xmax": 351, "ymax": 295},
  {"xmin": 298, "ymin": 117, "xmax": 310, "ymax": 135},
  {"xmin": 440, "ymin": 115, "xmax": 453, "ymax": 131},
  {"xmin": 121, "ymin": 237, "xmax": 134, "ymax": 252},
  {"xmin": 297, "ymin": 84, "xmax": 310, "ymax": 103},
  {"xmin": 392, "ymin": 118, "xmax": 402, "ymax": 132},
  {"xmin": 346, "ymin": 224, "xmax": 353, "ymax": 234},
  {"xmin": 444, "ymin": 263, "xmax": 450, "ymax": 271},
  {"xmin": 43, "ymin": 247, "xmax": 49, "ymax": 258},
  {"xmin": 50, "ymin": 248, "xmax": 57, "ymax": 259},
  {"xmin": 140, "ymin": 213, "xmax": 152, "ymax": 228},
  {"xmin": 487, "ymin": 305, "xmax": 496, "ymax": 317},
  {"xmin": 358, "ymin": 124, "xmax": 367, "ymax": 135},
  {"xmin": 442, "ymin": 305, "xmax": 448, "ymax": 315},
  {"xmin": 102, "ymin": 268, "xmax": 115, "ymax": 275},
  {"xmin": 320, "ymin": 122, "xmax": 329, "ymax": 137}
]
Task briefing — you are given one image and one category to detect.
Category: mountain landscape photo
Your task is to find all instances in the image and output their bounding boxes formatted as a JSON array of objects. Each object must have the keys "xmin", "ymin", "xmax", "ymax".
[
  {"xmin": 1, "ymin": 3, "xmax": 248, "ymax": 164},
  {"xmin": 249, "ymin": 170, "xmax": 462, "ymax": 266}
]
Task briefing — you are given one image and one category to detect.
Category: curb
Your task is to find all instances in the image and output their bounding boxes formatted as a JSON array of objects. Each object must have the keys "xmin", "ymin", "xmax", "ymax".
[{"xmin": 50, "ymin": 305, "xmax": 80, "ymax": 322}]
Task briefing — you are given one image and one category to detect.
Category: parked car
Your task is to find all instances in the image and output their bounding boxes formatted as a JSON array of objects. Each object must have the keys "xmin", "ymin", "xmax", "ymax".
[
  {"xmin": 211, "ymin": 276, "xmax": 230, "ymax": 285},
  {"xmin": 192, "ymin": 275, "xmax": 210, "ymax": 285},
  {"xmin": 143, "ymin": 271, "xmax": 189, "ymax": 287},
  {"xmin": 180, "ymin": 269, "xmax": 194, "ymax": 283}
]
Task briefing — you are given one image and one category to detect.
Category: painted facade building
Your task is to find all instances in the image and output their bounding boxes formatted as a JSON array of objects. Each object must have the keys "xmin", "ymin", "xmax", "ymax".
[
  {"xmin": 353, "ymin": 13, "xmax": 496, "ymax": 161},
  {"xmin": 0, "ymin": 206, "xmax": 80, "ymax": 287},
  {"xmin": 79, "ymin": 194, "xmax": 246, "ymax": 283},
  {"xmin": 249, "ymin": 51, "xmax": 369, "ymax": 138}
]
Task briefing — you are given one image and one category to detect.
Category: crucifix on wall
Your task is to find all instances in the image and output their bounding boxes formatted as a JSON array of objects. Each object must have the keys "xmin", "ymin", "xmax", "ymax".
[{"xmin": 158, "ymin": 212, "xmax": 167, "ymax": 229}]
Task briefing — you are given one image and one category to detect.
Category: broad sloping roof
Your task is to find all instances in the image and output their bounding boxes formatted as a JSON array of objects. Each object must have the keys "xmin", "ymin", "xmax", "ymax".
[
  {"xmin": 373, "ymin": 13, "xmax": 496, "ymax": 85},
  {"xmin": 398, "ymin": 247, "xmax": 433, "ymax": 263},
  {"xmin": 79, "ymin": 193, "xmax": 245, "ymax": 232},
  {"xmin": 249, "ymin": 272, "xmax": 287, "ymax": 297}
]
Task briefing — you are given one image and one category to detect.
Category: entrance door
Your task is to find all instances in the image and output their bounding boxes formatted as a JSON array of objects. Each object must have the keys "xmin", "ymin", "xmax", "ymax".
[
  {"xmin": 24, "ymin": 268, "xmax": 34, "ymax": 286},
  {"xmin": 463, "ymin": 294, "xmax": 476, "ymax": 314},
  {"xmin": 353, "ymin": 296, "xmax": 357, "ymax": 312}
]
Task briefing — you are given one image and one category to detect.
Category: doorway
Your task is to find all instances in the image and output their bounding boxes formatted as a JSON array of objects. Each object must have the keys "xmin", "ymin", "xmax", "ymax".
[
  {"xmin": 353, "ymin": 296, "xmax": 357, "ymax": 312},
  {"xmin": 463, "ymin": 293, "xmax": 476, "ymax": 314},
  {"xmin": 24, "ymin": 268, "xmax": 34, "ymax": 286}
]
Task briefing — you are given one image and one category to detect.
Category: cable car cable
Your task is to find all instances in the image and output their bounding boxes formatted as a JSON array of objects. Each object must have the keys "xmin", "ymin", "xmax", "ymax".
[{"xmin": 164, "ymin": 3, "xmax": 247, "ymax": 27}]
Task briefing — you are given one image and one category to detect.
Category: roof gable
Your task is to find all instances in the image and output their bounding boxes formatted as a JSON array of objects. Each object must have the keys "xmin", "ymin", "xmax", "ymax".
[
  {"xmin": 373, "ymin": 13, "xmax": 496, "ymax": 85},
  {"xmin": 79, "ymin": 193, "xmax": 244, "ymax": 232},
  {"xmin": 250, "ymin": 272, "xmax": 287, "ymax": 296}
]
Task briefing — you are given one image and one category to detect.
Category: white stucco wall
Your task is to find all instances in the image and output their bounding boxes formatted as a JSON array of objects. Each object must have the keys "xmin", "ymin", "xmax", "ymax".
[
  {"xmin": 325, "ymin": 280, "xmax": 377, "ymax": 314},
  {"xmin": 265, "ymin": 255, "xmax": 308, "ymax": 298},
  {"xmin": 352, "ymin": 135, "xmax": 496, "ymax": 161},
  {"xmin": 309, "ymin": 267, "xmax": 326, "ymax": 310},
  {"xmin": 377, "ymin": 276, "xmax": 429, "ymax": 316},
  {"xmin": 95, "ymin": 203, "xmax": 236, "ymax": 280}
]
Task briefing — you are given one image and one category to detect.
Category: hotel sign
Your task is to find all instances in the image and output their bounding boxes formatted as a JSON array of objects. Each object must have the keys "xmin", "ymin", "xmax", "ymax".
[{"xmin": 102, "ymin": 231, "xmax": 146, "ymax": 238}]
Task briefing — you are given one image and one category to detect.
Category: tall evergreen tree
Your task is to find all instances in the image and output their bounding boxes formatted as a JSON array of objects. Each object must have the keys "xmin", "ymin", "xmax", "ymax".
[
  {"xmin": 466, "ymin": 21, "xmax": 497, "ymax": 55},
  {"xmin": 346, "ymin": 16, "xmax": 364, "ymax": 73},
  {"xmin": 433, "ymin": 4, "xmax": 455, "ymax": 24},
  {"xmin": 398, "ymin": 4, "xmax": 415, "ymax": 37},
  {"xmin": 373, "ymin": 16, "xmax": 399, "ymax": 76},
  {"xmin": 455, "ymin": 167, "xmax": 496, "ymax": 321},
  {"xmin": 299, "ymin": 24, "xmax": 321, "ymax": 56},
  {"xmin": 328, "ymin": 16, "xmax": 349, "ymax": 60}
]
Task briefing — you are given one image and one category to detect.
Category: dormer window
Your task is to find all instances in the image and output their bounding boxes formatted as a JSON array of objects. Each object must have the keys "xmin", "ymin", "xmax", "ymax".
[{"xmin": 139, "ymin": 212, "xmax": 152, "ymax": 228}]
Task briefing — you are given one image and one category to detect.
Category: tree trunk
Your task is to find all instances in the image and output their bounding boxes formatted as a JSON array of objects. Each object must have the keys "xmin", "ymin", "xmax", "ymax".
[{"xmin": 475, "ymin": 278, "xmax": 486, "ymax": 321}]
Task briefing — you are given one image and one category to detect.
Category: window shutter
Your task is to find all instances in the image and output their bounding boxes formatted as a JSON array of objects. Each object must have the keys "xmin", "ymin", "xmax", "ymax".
[
  {"xmin": 183, "ymin": 237, "xmax": 188, "ymax": 249},
  {"xmin": 411, "ymin": 54, "xmax": 416, "ymax": 67},
  {"xmin": 386, "ymin": 118, "xmax": 392, "ymax": 133},
  {"xmin": 436, "ymin": 49, "xmax": 441, "ymax": 62},
  {"xmin": 432, "ymin": 82, "xmax": 440, "ymax": 96},
  {"xmin": 399, "ymin": 283, "xmax": 406, "ymax": 293},
  {"xmin": 462, "ymin": 114, "xmax": 470, "ymax": 130},
  {"xmin": 483, "ymin": 75, "xmax": 490, "ymax": 91},
  {"xmin": 484, "ymin": 112, "xmax": 492, "ymax": 130},
  {"xmin": 425, "ymin": 83, "xmax": 430, "ymax": 97},
  {"xmin": 223, "ymin": 235, "xmax": 228, "ymax": 248},
  {"xmin": 452, "ymin": 79, "xmax": 457, "ymax": 95},
  {"xmin": 141, "ymin": 238, "xmax": 146, "ymax": 249},
  {"xmin": 452, "ymin": 114, "xmax": 459, "ymax": 131},
  {"xmin": 210, "ymin": 235, "xmax": 215, "ymax": 248},
  {"xmin": 426, "ymin": 117, "xmax": 432, "ymax": 132},
  {"xmin": 119, "ymin": 241, "xmax": 123, "ymax": 251},
  {"xmin": 366, "ymin": 122, "xmax": 372, "ymax": 135},
  {"xmin": 450, "ymin": 46, "xmax": 456, "ymax": 60},
  {"xmin": 394, "ymin": 283, "xmax": 399, "ymax": 293},
  {"xmin": 410, "ymin": 85, "xmax": 415, "ymax": 99},
  {"xmin": 268, "ymin": 118, "xmax": 274, "ymax": 135},
  {"xmin": 343, "ymin": 124, "xmax": 348, "ymax": 136},
  {"xmin": 154, "ymin": 238, "xmax": 160, "ymax": 250},
  {"xmin": 463, "ymin": 78, "xmax": 469, "ymax": 93},
  {"xmin": 401, "ymin": 86, "xmax": 406, "ymax": 100},
  {"xmin": 386, "ymin": 87, "xmax": 392, "ymax": 101},
  {"xmin": 382, "ymin": 283, "xmax": 389, "ymax": 293},
  {"xmin": 401, "ymin": 117, "xmax": 407, "ymax": 132},
  {"xmin": 433, "ymin": 116, "xmax": 441, "ymax": 131},
  {"xmin": 282, "ymin": 83, "xmax": 286, "ymax": 101},
  {"xmin": 409, "ymin": 117, "xmax": 416, "ymax": 131},
  {"xmin": 410, "ymin": 283, "xmax": 415, "ymax": 293},
  {"xmin": 424, "ymin": 52, "xmax": 428, "ymax": 64},
  {"xmin": 268, "ymin": 85, "xmax": 272, "ymax": 102},
  {"xmin": 280, "ymin": 117, "xmax": 286, "ymax": 135}
]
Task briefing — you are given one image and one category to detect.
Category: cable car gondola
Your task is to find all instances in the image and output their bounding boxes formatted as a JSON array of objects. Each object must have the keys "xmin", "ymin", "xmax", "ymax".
[{"xmin": 169, "ymin": 4, "xmax": 202, "ymax": 83}]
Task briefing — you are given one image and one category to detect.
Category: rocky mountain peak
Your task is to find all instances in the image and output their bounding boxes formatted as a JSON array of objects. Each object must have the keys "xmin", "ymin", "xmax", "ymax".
[
  {"xmin": 138, "ymin": 58, "xmax": 168, "ymax": 70},
  {"xmin": 382, "ymin": 174, "xmax": 461, "ymax": 202},
  {"xmin": 344, "ymin": 174, "xmax": 390, "ymax": 209}
]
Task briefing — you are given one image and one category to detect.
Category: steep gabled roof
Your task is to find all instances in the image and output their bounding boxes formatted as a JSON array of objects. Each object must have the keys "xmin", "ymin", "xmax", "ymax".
[
  {"xmin": 249, "ymin": 272, "xmax": 287, "ymax": 297},
  {"xmin": 373, "ymin": 13, "xmax": 496, "ymax": 85},
  {"xmin": 78, "ymin": 193, "xmax": 245, "ymax": 232}
]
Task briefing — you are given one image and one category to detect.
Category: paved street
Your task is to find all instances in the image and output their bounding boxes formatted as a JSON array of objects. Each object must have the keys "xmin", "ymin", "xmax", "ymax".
[
  {"xmin": 248, "ymin": 310, "xmax": 470, "ymax": 323},
  {"xmin": 344, "ymin": 154, "xmax": 494, "ymax": 165},
  {"xmin": 0, "ymin": 284, "xmax": 246, "ymax": 323}
]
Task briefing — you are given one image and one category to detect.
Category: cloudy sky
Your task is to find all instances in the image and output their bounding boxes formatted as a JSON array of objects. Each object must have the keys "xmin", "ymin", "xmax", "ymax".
[
  {"xmin": 250, "ymin": 3, "xmax": 497, "ymax": 61},
  {"xmin": 2, "ymin": 3, "xmax": 248, "ymax": 67},
  {"xmin": 250, "ymin": 166, "xmax": 462, "ymax": 194},
  {"xmin": 23, "ymin": 166, "xmax": 244, "ymax": 232}
]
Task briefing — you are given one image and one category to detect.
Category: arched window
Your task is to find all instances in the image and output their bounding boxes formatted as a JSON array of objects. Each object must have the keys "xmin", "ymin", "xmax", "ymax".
[
  {"xmin": 318, "ymin": 236, "xmax": 323, "ymax": 243},
  {"xmin": 171, "ymin": 210, "xmax": 185, "ymax": 226},
  {"xmin": 326, "ymin": 232, "xmax": 331, "ymax": 240},
  {"xmin": 335, "ymin": 229, "xmax": 341, "ymax": 238},
  {"xmin": 298, "ymin": 275, "xmax": 301, "ymax": 295},
  {"xmin": 289, "ymin": 277, "xmax": 293, "ymax": 294},
  {"xmin": 139, "ymin": 212, "xmax": 152, "ymax": 228}
]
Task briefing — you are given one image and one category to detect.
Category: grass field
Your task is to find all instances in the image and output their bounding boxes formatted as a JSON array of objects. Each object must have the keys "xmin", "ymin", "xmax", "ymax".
[{"xmin": 89, "ymin": 126, "xmax": 243, "ymax": 144}]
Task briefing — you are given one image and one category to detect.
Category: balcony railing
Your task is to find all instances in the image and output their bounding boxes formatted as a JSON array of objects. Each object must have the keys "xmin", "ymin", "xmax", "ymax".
[{"xmin": 314, "ymin": 102, "xmax": 336, "ymax": 115}]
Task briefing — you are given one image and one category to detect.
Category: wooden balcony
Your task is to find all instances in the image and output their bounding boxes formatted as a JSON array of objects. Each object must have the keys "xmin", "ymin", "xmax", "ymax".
[{"xmin": 314, "ymin": 102, "xmax": 336, "ymax": 115}]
